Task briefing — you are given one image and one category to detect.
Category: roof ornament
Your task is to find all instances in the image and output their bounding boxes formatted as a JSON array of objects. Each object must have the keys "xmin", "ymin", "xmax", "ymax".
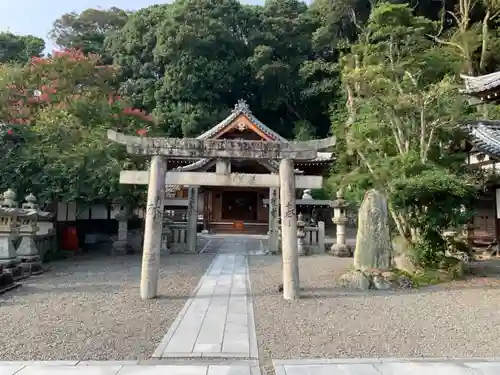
[{"xmin": 232, "ymin": 99, "xmax": 252, "ymax": 115}]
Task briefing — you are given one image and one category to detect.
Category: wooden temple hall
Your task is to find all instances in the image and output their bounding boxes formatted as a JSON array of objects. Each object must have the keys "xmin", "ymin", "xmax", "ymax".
[
  {"xmin": 162, "ymin": 100, "xmax": 334, "ymax": 234},
  {"xmin": 461, "ymin": 72, "xmax": 500, "ymax": 243}
]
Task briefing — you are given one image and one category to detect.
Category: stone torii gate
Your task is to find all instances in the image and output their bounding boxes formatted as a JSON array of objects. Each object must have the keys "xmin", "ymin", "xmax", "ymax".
[{"xmin": 107, "ymin": 130, "xmax": 335, "ymax": 301}]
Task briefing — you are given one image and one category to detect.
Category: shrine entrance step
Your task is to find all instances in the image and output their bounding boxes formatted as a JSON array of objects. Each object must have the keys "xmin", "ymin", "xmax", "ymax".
[{"xmin": 209, "ymin": 222, "xmax": 268, "ymax": 235}]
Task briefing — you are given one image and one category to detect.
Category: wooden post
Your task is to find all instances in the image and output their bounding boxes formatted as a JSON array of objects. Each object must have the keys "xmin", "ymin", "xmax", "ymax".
[
  {"xmin": 279, "ymin": 159, "xmax": 300, "ymax": 300},
  {"xmin": 140, "ymin": 155, "xmax": 167, "ymax": 300}
]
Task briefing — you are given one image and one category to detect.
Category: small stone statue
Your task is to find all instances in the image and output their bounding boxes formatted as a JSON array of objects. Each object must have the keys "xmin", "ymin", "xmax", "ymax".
[{"xmin": 302, "ymin": 189, "xmax": 313, "ymax": 200}]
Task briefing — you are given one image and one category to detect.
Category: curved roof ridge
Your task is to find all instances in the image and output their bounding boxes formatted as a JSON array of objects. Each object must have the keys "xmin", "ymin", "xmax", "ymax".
[{"xmin": 196, "ymin": 99, "xmax": 287, "ymax": 142}]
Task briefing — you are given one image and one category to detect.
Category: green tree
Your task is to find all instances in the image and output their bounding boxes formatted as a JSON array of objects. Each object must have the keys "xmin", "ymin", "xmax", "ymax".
[
  {"xmin": 331, "ymin": 2, "xmax": 480, "ymax": 261},
  {"xmin": 0, "ymin": 33, "xmax": 45, "ymax": 63},
  {"xmin": 50, "ymin": 8, "xmax": 129, "ymax": 57}
]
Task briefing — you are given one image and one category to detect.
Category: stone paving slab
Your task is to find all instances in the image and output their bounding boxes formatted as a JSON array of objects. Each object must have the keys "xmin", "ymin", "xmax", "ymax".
[
  {"xmin": 152, "ymin": 252, "xmax": 258, "ymax": 359},
  {"xmin": 273, "ymin": 359, "xmax": 500, "ymax": 375},
  {"xmin": 0, "ymin": 363, "xmax": 260, "ymax": 375}
]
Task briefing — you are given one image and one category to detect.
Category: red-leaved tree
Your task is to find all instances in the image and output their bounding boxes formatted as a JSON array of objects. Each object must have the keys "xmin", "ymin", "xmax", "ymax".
[{"xmin": 0, "ymin": 49, "xmax": 155, "ymax": 204}]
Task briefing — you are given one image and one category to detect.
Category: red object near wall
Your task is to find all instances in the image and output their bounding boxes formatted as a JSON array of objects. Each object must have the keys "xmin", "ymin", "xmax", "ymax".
[{"xmin": 61, "ymin": 226, "xmax": 79, "ymax": 251}]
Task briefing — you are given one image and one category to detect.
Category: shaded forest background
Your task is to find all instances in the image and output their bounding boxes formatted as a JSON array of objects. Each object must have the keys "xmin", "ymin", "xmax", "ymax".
[{"xmin": 4, "ymin": 0, "xmax": 498, "ymax": 140}]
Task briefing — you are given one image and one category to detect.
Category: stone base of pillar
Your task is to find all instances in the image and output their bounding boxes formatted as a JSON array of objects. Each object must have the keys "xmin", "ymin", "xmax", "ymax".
[
  {"xmin": 297, "ymin": 239, "xmax": 306, "ymax": 256},
  {"xmin": 0, "ymin": 265, "xmax": 20, "ymax": 294},
  {"xmin": 160, "ymin": 242, "xmax": 171, "ymax": 255},
  {"xmin": 20, "ymin": 257, "xmax": 43, "ymax": 276},
  {"xmin": 1, "ymin": 263, "xmax": 25, "ymax": 281},
  {"xmin": 331, "ymin": 243, "xmax": 352, "ymax": 257}
]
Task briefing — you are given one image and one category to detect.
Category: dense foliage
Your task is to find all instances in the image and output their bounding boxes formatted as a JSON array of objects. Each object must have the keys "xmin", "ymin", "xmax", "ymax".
[
  {"xmin": 2, "ymin": 0, "xmax": 500, "ymax": 261},
  {"xmin": 0, "ymin": 50, "xmax": 154, "ymax": 205}
]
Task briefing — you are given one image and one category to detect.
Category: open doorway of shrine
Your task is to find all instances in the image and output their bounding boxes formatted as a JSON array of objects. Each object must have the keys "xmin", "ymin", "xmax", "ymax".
[{"xmin": 221, "ymin": 190, "xmax": 258, "ymax": 221}]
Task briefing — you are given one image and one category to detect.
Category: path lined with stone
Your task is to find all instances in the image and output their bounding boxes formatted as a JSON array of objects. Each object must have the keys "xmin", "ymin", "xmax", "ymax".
[
  {"xmin": 0, "ymin": 361, "xmax": 260, "ymax": 375},
  {"xmin": 273, "ymin": 359, "xmax": 500, "ymax": 374},
  {"xmin": 152, "ymin": 239, "xmax": 259, "ymax": 360},
  {"xmin": 0, "ymin": 359, "xmax": 500, "ymax": 374}
]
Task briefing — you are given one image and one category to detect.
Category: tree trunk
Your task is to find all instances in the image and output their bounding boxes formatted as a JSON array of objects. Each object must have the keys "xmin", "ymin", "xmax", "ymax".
[{"xmin": 480, "ymin": 10, "xmax": 491, "ymax": 73}]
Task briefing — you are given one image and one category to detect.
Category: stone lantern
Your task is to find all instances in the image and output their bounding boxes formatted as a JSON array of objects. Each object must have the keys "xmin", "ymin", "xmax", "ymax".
[
  {"xmin": 0, "ymin": 189, "xmax": 24, "ymax": 279},
  {"xmin": 330, "ymin": 189, "xmax": 351, "ymax": 257},
  {"xmin": 17, "ymin": 193, "xmax": 43, "ymax": 275},
  {"xmin": 112, "ymin": 203, "xmax": 131, "ymax": 255},
  {"xmin": 296, "ymin": 212, "xmax": 306, "ymax": 256},
  {"xmin": 161, "ymin": 216, "xmax": 173, "ymax": 254}
]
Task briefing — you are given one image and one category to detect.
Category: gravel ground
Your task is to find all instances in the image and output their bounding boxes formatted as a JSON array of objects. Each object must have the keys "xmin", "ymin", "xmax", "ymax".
[
  {"xmin": 249, "ymin": 255, "xmax": 500, "ymax": 375},
  {"xmin": 0, "ymin": 253, "xmax": 215, "ymax": 361}
]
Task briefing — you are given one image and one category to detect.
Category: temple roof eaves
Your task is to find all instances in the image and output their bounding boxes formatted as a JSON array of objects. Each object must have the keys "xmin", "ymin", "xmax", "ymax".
[
  {"xmin": 462, "ymin": 120, "xmax": 500, "ymax": 158},
  {"xmin": 460, "ymin": 72, "xmax": 500, "ymax": 94}
]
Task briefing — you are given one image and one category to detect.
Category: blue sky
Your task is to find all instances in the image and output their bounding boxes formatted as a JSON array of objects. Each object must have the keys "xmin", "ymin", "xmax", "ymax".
[{"xmin": 0, "ymin": 0, "xmax": 273, "ymax": 53}]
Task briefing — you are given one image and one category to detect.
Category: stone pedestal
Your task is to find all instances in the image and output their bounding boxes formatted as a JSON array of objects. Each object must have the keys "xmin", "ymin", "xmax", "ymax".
[
  {"xmin": 296, "ymin": 213, "xmax": 306, "ymax": 256},
  {"xmin": 17, "ymin": 224, "xmax": 42, "ymax": 276},
  {"xmin": 0, "ymin": 189, "xmax": 24, "ymax": 280},
  {"xmin": 279, "ymin": 159, "xmax": 300, "ymax": 300},
  {"xmin": 140, "ymin": 155, "xmax": 167, "ymax": 300},
  {"xmin": 17, "ymin": 193, "xmax": 43, "ymax": 276},
  {"xmin": 187, "ymin": 186, "xmax": 199, "ymax": 253},
  {"xmin": 0, "ymin": 263, "xmax": 19, "ymax": 294},
  {"xmin": 268, "ymin": 187, "xmax": 279, "ymax": 254}
]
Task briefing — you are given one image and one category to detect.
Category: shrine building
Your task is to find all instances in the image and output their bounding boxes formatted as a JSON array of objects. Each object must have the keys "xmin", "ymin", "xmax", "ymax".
[
  {"xmin": 461, "ymin": 72, "xmax": 500, "ymax": 243},
  {"xmin": 164, "ymin": 100, "xmax": 334, "ymax": 234}
]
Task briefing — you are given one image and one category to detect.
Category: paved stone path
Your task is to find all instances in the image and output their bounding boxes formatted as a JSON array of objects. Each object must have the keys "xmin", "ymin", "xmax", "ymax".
[
  {"xmin": 274, "ymin": 359, "xmax": 500, "ymax": 374},
  {"xmin": 1, "ymin": 359, "xmax": 500, "ymax": 374},
  {"xmin": 0, "ymin": 361, "xmax": 260, "ymax": 374},
  {"xmin": 152, "ymin": 239, "xmax": 259, "ymax": 359}
]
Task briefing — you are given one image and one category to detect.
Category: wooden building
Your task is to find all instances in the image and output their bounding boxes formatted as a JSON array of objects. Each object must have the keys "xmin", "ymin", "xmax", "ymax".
[
  {"xmin": 461, "ymin": 73, "xmax": 500, "ymax": 243},
  {"xmin": 165, "ymin": 100, "xmax": 334, "ymax": 234}
]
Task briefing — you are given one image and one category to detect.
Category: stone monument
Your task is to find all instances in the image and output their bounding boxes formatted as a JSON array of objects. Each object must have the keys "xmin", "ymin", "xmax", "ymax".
[{"xmin": 339, "ymin": 189, "xmax": 394, "ymax": 290}]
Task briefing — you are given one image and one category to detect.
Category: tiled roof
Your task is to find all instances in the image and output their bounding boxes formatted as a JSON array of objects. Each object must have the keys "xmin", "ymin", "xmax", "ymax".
[
  {"xmin": 460, "ymin": 72, "xmax": 500, "ymax": 94},
  {"xmin": 178, "ymin": 100, "xmax": 333, "ymax": 172},
  {"xmin": 462, "ymin": 120, "xmax": 500, "ymax": 158},
  {"xmin": 196, "ymin": 99, "xmax": 287, "ymax": 142},
  {"xmin": 164, "ymin": 100, "xmax": 334, "ymax": 196}
]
